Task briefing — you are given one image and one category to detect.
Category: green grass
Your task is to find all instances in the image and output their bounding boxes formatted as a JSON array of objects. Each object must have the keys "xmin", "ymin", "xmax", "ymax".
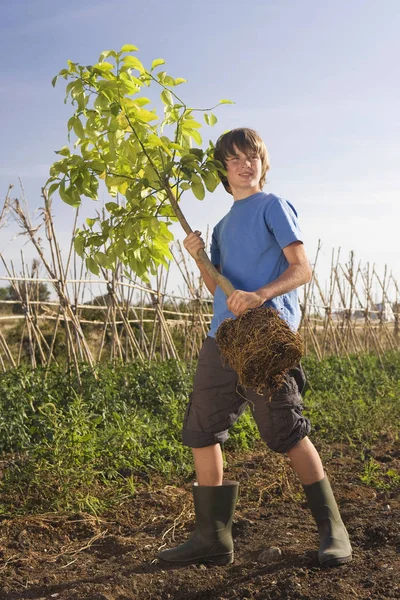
[
  {"xmin": 302, "ymin": 352, "xmax": 400, "ymax": 445},
  {"xmin": 0, "ymin": 352, "xmax": 399, "ymax": 515}
]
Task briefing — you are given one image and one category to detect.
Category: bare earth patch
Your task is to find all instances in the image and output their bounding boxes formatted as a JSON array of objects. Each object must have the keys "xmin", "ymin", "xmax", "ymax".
[{"xmin": 0, "ymin": 439, "xmax": 399, "ymax": 600}]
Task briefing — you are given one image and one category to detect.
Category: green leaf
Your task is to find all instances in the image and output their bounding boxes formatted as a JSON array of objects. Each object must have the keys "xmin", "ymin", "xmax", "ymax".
[
  {"xmin": 188, "ymin": 129, "xmax": 202, "ymax": 145},
  {"xmin": 74, "ymin": 234, "xmax": 85, "ymax": 257},
  {"xmin": 174, "ymin": 78, "xmax": 187, "ymax": 85},
  {"xmin": 189, "ymin": 148, "xmax": 204, "ymax": 160},
  {"xmin": 157, "ymin": 71, "xmax": 166, "ymax": 83},
  {"xmin": 99, "ymin": 49, "xmax": 117, "ymax": 62},
  {"xmin": 67, "ymin": 60, "xmax": 78, "ymax": 73},
  {"xmin": 94, "ymin": 95, "xmax": 110, "ymax": 113},
  {"xmin": 82, "ymin": 175, "xmax": 98, "ymax": 199},
  {"xmin": 105, "ymin": 202, "xmax": 120, "ymax": 214},
  {"xmin": 211, "ymin": 159, "xmax": 227, "ymax": 176},
  {"xmin": 121, "ymin": 44, "xmax": 139, "ymax": 52},
  {"xmin": 73, "ymin": 117, "xmax": 85, "ymax": 141},
  {"xmin": 47, "ymin": 182, "xmax": 60, "ymax": 198},
  {"xmin": 219, "ymin": 99, "xmax": 235, "ymax": 104},
  {"xmin": 151, "ymin": 58, "xmax": 165, "ymax": 70},
  {"xmin": 50, "ymin": 159, "xmax": 68, "ymax": 176},
  {"xmin": 124, "ymin": 140, "xmax": 138, "ymax": 163},
  {"xmin": 55, "ymin": 146, "xmax": 71, "ymax": 157},
  {"xmin": 144, "ymin": 164, "xmax": 159, "ymax": 185},
  {"xmin": 59, "ymin": 181, "xmax": 81, "ymax": 208},
  {"xmin": 133, "ymin": 106, "xmax": 158, "ymax": 123},
  {"xmin": 135, "ymin": 97, "xmax": 151, "ymax": 106},
  {"xmin": 94, "ymin": 62, "xmax": 114, "ymax": 72},
  {"xmin": 110, "ymin": 102, "xmax": 121, "ymax": 116},
  {"xmin": 95, "ymin": 252, "xmax": 109, "ymax": 268},
  {"xmin": 169, "ymin": 142, "xmax": 184, "ymax": 151},
  {"xmin": 208, "ymin": 113, "xmax": 217, "ymax": 126},
  {"xmin": 182, "ymin": 117, "xmax": 202, "ymax": 129},
  {"xmin": 86, "ymin": 217, "xmax": 98, "ymax": 227},
  {"xmin": 90, "ymin": 234, "xmax": 106, "ymax": 248},
  {"xmin": 51, "ymin": 75, "xmax": 58, "ymax": 88},
  {"xmin": 123, "ymin": 219, "xmax": 135, "ymax": 239},
  {"xmin": 150, "ymin": 217, "xmax": 160, "ymax": 233},
  {"xmin": 86, "ymin": 257, "xmax": 100, "ymax": 276},
  {"xmin": 152, "ymin": 237, "xmax": 172, "ymax": 259},
  {"xmin": 106, "ymin": 175, "xmax": 129, "ymax": 196},
  {"xmin": 163, "ymin": 75, "xmax": 175, "ymax": 87},
  {"xmin": 147, "ymin": 134, "xmax": 164, "ymax": 148},
  {"xmin": 201, "ymin": 170, "xmax": 220, "ymax": 193},
  {"xmin": 121, "ymin": 79, "xmax": 141, "ymax": 95},
  {"xmin": 89, "ymin": 160, "xmax": 106, "ymax": 173},
  {"xmin": 191, "ymin": 175, "xmax": 205, "ymax": 200},
  {"xmin": 123, "ymin": 56, "xmax": 145, "ymax": 74},
  {"xmin": 159, "ymin": 221, "xmax": 174, "ymax": 241},
  {"xmin": 161, "ymin": 89, "xmax": 173, "ymax": 106},
  {"xmin": 67, "ymin": 116, "xmax": 75, "ymax": 132},
  {"xmin": 97, "ymin": 80, "xmax": 120, "ymax": 101}
]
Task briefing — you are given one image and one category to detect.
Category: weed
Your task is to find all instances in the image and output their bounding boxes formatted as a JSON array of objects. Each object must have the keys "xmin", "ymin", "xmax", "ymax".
[{"xmin": 360, "ymin": 457, "xmax": 400, "ymax": 491}]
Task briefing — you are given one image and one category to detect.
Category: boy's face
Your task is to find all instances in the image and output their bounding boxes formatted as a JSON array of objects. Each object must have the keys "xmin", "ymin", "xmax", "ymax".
[{"xmin": 225, "ymin": 144, "xmax": 262, "ymax": 199}]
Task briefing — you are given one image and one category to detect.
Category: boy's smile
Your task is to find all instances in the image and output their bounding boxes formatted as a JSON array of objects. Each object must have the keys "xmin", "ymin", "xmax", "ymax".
[{"xmin": 225, "ymin": 144, "xmax": 262, "ymax": 200}]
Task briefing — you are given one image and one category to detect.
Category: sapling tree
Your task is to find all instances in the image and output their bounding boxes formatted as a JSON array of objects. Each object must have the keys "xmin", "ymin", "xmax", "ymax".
[
  {"xmin": 47, "ymin": 44, "xmax": 234, "ymax": 294},
  {"xmin": 48, "ymin": 45, "xmax": 303, "ymax": 391}
]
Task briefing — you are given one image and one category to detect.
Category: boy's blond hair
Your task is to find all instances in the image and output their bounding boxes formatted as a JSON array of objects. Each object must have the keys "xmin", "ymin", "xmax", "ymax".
[{"xmin": 214, "ymin": 128, "xmax": 270, "ymax": 195}]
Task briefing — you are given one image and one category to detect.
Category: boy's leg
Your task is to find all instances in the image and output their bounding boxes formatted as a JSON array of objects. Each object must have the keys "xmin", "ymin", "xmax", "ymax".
[
  {"xmin": 192, "ymin": 444, "xmax": 223, "ymax": 486},
  {"xmin": 286, "ymin": 436, "xmax": 324, "ymax": 485},
  {"xmin": 248, "ymin": 365, "xmax": 352, "ymax": 567},
  {"xmin": 158, "ymin": 337, "xmax": 246, "ymax": 565},
  {"xmin": 287, "ymin": 437, "xmax": 352, "ymax": 566}
]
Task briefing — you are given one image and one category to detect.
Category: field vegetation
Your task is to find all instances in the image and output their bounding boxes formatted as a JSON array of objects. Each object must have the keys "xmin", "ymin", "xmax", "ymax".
[{"xmin": 1, "ymin": 352, "xmax": 399, "ymax": 517}]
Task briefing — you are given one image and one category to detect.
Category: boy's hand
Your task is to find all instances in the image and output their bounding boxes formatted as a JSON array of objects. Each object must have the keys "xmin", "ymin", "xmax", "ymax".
[
  {"xmin": 227, "ymin": 290, "xmax": 264, "ymax": 316},
  {"xmin": 183, "ymin": 231, "xmax": 205, "ymax": 261}
]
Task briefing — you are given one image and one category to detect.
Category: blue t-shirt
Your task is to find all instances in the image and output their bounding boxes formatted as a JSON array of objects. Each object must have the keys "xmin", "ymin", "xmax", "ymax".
[{"xmin": 208, "ymin": 192, "xmax": 303, "ymax": 337}]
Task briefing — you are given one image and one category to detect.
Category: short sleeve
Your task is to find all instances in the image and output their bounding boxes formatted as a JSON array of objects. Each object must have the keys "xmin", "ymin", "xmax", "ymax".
[
  {"xmin": 264, "ymin": 197, "xmax": 303, "ymax": 249},
  {"xmin": 210, "ymin": 227, "xmax": 220, "ymax": 266}
]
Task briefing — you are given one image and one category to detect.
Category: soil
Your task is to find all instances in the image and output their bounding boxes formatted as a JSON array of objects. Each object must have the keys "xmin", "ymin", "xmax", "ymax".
[{"xmin": 0, "ymin": 439, "xmax": 399, "ymax": 600}]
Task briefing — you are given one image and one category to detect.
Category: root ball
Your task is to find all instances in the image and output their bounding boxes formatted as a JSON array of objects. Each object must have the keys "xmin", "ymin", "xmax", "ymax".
[{"xmin": 215, "ymin": 306, "xmax": 303, "ymax": 394}]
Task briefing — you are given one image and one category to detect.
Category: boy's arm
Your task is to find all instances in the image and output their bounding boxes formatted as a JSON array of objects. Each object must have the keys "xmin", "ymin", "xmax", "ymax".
[
  {"xmin": 183, "ymin": 231, "xmax": 218, "ymax": 296},
  {"xmin": 227, "ymin": 242, "xmax": 312, "ymax": 316},
  {"xmin": 256, "ymin": 241, "xmax": 312, "ymax": 301}
]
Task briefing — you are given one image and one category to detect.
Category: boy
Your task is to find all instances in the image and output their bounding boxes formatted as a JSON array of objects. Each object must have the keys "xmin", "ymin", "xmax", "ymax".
[{"xmin": 158, "ymin": 128, "xmax": 352, "ymax": 568}]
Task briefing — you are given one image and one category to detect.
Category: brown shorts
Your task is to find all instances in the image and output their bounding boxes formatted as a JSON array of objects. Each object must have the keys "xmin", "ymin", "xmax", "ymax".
[{"xmin": 182, "ymin": 336, "xmax": 311, "ymax": 453}]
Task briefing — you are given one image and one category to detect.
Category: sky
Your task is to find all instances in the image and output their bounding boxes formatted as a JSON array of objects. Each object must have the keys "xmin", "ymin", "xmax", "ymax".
[{"xmin": 0, "ymin": 0, "xmax": 399, "ymax": 299}]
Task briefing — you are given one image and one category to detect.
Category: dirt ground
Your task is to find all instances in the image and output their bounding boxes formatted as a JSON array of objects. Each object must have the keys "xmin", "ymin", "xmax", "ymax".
[{"xmin": 0, "ymin": 439, "xmax": 399, "ymax": 600}]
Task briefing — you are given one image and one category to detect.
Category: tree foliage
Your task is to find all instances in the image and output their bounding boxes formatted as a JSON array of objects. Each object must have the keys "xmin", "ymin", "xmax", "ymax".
[
  {"xmin": 0, "ymin": 283, "xmax": 51, "ymax": 316},
  {"xmin": 47, "ymin": 45, "xmax": 233, "ymax": 281},
  {"xmin": 0, "ymin": 283, "xmax": 50, "ymax": 303}
]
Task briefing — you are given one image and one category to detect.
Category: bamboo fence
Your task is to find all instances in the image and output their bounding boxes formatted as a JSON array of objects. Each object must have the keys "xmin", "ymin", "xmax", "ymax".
[{"xmin": 0, "ymin": 186, "xmax": 399, "ymax": 374}]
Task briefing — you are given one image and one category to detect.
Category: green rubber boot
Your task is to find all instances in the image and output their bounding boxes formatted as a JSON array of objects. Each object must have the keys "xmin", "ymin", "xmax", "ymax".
[
  {"xmin": 158, "ymin": 480, "xmax": 239, "ymax": 566},
  {"xmin": 303, "ymin": 475, "xmax": 352, "ymax": 568}
]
